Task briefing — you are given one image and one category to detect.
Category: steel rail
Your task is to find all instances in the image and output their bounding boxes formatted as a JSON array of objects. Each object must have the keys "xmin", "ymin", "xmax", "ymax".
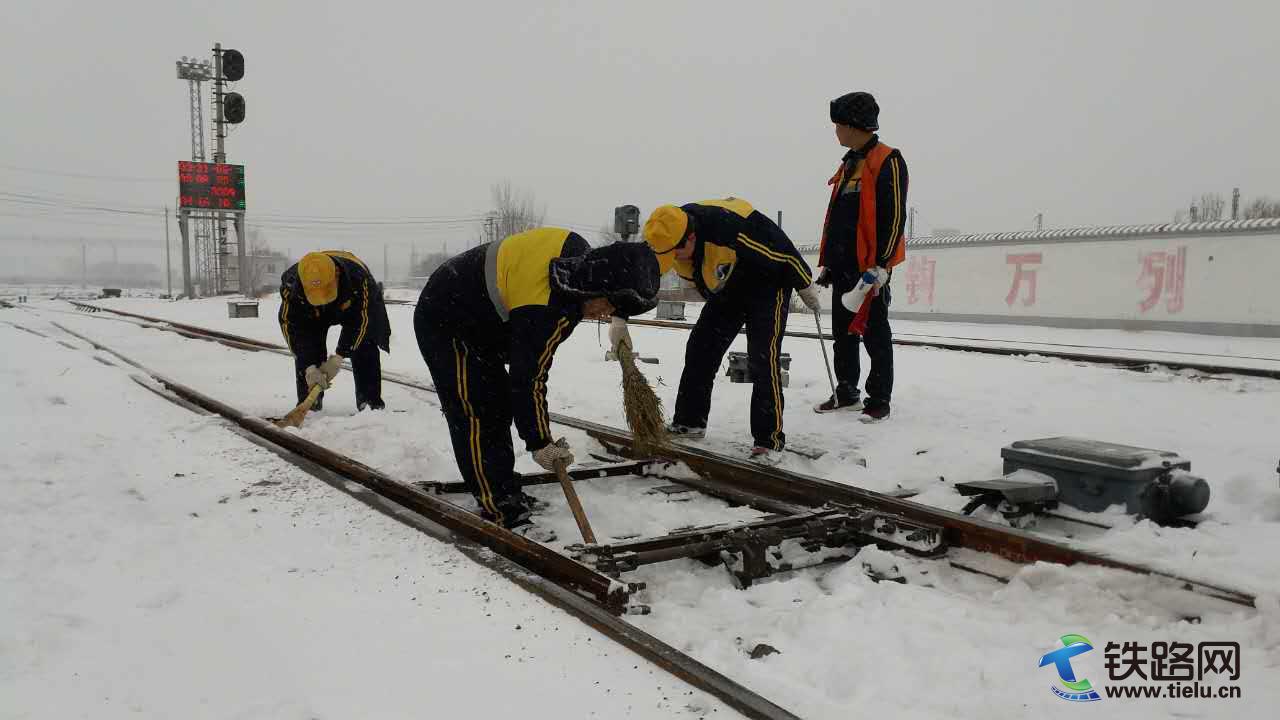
[
  {"xmin": 51, "ymin": 321, "xmax": 628, "ymax": 609},
  {"xmin": 383, "ymin": 297, "xmax": 1280, "ymax": 379},
  {"xmin": 623, "ymin": 318, "xmax": 1280, "ymax": 380},
  {"xmin": 573, "ymin": 419, "xmax": 1256, "ymax": 608},
  {"xmin": 43, "ymin": 319, "xmax": 801, "ymax": 720},
  {"xmin": 62, "ymin": 302, "xmax": 1260, "ymax": 608}
]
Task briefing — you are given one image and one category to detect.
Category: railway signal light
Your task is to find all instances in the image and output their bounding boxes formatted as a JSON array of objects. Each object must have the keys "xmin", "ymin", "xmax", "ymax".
[
  {"xmin": 221, "ymin": 49, "xmax": 245, "ymax": 82},
  {"xmin": 614, "ymin": 204, "xmax": 640, "ymax": 241},
  {"xmin": 223, "ymin": 92, "xmax": 246, "ymax": 124}
]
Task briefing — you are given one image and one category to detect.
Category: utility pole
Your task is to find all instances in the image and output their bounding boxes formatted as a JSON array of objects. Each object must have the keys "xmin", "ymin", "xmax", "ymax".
[
  {"xmin": 1035, "ymin": 212, "xmax": 1044, "ymax": 231},
  {"xmin": 212, "ymin": 42, "xmax": 231, "ymax": 294},
  {"xmin": 164, "ymin": 206, "xmax": 173, "ymax": 298},
  {"xmin": 81, "ymin": 241, "xmax": 87, "ymax": 289},
  {"xmin": 776, "ymin": 210, "xmax": 783, "ymax": 229},
  {"xmin": 383, "ymin": 244, "xmax": 389, "ymax": 282},
  {"xmin": 908, "ymin": 207, "xmax": 917, "ymax": 238},
  {"xmin": 1232, "ymin": 187, "xmax": 1241, "ymax": 220}
]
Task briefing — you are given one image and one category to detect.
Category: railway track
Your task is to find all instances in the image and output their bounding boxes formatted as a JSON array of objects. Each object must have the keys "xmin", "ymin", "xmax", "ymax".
[
  {"xmin": 32, "ymin": 300, "xmax": 1263, "ymax": 716},
  {"xmin": 60, "ymin": 301, "xmax": 1258, "ymax": 606},
  {"xmin": 37, "ymin": 312, "xmax": 799, "ymax": 720},
  {"xmin": 623, "ymin": 318, "xmax": 1280, "ymax": 380},
  {"xmin": 393, "ymin": 297, "xmax": 1280, "ymax": 379}
]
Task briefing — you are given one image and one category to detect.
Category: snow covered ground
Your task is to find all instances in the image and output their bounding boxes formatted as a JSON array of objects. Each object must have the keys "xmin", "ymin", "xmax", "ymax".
[
  {"xmin": 0, "ymin": 313, "xmax": 725, "ymax": 719},
  {"xmin": 5, "ymin": 295, "xmax": 1280, "ymax": 719}
]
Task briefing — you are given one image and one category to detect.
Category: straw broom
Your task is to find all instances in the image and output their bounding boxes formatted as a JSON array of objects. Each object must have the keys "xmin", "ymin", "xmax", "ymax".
[{"xmin": 616, "ymin": 341, "xmax": 669, "ymax": 457}]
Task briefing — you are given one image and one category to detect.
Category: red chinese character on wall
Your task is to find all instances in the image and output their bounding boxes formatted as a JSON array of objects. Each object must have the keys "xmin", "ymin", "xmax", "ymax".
[
  {"xmin": 1137, "ymin": 246, "xmax": 1187, "ymax": 314},
  {"xmin": 1005, "ymin": 253, "xmax": 1042, "ymax": 307},
  {"xmin": 904, "ymin": 255, "xmax": 936, "ymax": 305}
]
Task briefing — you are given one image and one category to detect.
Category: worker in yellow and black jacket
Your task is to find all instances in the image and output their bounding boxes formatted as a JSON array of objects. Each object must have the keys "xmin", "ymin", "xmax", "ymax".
[
  {"xmin": 414, "ymin": 228, "xmax": 659, "ymax": 538},
  {"xmin": 642, "ymin": 199, "xmax": 821, "ymax": 462},
  {"xmin": 278, "ymin": 250, "xmax": 391, "ymax": 412},
  {"xmin": 814, "ymin": 91, "xmax": 908, "ymax": 421}
]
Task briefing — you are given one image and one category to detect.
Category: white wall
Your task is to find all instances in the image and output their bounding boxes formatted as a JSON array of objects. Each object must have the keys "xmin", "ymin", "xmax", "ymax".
[{"xmin": 801, "ymin": 227, "xmax": 1280, "ymax": 336}]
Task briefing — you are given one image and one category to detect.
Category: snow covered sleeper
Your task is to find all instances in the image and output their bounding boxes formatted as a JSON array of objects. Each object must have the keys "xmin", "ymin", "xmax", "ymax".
[{"xmin": 413, "ymin": 229, "xmax": 659, "ymax": 540}]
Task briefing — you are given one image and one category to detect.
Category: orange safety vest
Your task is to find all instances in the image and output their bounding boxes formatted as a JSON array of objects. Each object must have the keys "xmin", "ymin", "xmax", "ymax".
[{"xmin": 818, "ymin": 141, "xmax": 906, "ymax": 272}]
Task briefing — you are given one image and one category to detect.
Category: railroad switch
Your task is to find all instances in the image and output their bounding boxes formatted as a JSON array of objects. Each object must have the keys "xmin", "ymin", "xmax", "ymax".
[
  {"xmin": 568, "ymin": 505, "xmax": 946, "ymax": 589},
  {"xmin": 956, "ymin": 472, "xmax": 1059, "ymax": 529}
]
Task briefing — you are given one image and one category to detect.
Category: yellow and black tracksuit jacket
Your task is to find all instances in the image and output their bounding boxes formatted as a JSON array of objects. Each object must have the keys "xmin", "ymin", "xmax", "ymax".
[
  {"xmin": 673, "ymin": 198, "xmax": 813, "ymax": 299},
  {"xmin": 415, "ymin": 228, "xmax": 590, "ymax": 453},
  {"xmin": 278, "ymin": 251, "xmax": 390, "ymax": 358},
  {"xmin": 668, "ymin": 199, "xmax": 811, "ymax": 451},
  {"xmin": 818, "ymin": 137, "xmax": 908, "ymax": 284}
]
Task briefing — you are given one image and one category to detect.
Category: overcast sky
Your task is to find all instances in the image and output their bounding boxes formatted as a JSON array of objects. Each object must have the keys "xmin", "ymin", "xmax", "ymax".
[{"xmin": 2, "ymin": 0, "xmax": 1277, "ymax": 273}]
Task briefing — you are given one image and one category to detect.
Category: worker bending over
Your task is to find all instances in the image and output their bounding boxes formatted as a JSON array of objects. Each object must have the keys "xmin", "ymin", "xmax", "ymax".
[
  {"xmin": 642, "ymin": 199, "xmax": 819, "ymax": 462},
  {"xmin": 414, "ymin": 228, "xmax": 659, "ymax": 538},
  {"xmin": 279, "ymin": 250, "xmax": 391, "ymax": 412}
]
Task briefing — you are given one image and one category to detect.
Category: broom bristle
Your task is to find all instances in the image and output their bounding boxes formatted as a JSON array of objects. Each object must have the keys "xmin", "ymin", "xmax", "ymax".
[{"xmin": 618, "ymin": 345, "xmax": 669, "ymax": 456}]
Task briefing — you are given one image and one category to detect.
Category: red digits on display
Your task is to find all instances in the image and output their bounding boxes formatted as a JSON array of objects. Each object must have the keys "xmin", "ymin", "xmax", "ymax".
[{"xmin": 178, "ymin": 162, "xmax": 242, "ymax": 210}]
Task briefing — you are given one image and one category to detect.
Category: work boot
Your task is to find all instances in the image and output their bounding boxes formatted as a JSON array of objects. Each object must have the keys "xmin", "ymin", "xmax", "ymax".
[
  {"xmin": 748, "ymin": 446, "xmax": 782, "ymax": 466},
  {"xmin": 666, "ymin": 423, "xmax": 706, "ymax": 440},
  {"xmin": 860, "ymin": 398, "xmax": 891, "ymax": 422},
  {"xmin": 813, "ymin": 394, "xmax": 862, "ymax": 413},
  {"xmin": 508, "ymin": 518, "xmax": 557, "ymax": 543},
  {"xmin": 518, "ymin": 491, "xmax": 550, "ymax": 513}
]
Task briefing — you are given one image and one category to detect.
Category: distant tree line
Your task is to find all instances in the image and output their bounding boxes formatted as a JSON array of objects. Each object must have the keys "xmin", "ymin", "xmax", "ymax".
[
  {"xmin": 1175, "ymin": 192, "xmax": 1280, "ymax": 222},
  {"xmin": 412, "ymin": 181, "xmax": 547, "ymax": 278}
]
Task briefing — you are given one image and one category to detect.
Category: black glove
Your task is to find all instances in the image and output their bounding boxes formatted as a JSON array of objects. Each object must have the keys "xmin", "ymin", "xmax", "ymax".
[{"xmin": 815, "ymin": 268, "xmax": 832, "ymax": 288}]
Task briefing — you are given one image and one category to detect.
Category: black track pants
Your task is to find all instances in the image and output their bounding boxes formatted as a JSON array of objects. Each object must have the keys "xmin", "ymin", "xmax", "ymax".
[
  {"xmin": 673, "ymin": 287, "xmax": 791, "ymax": 449},
  {"xmin": 829, "ymin": 281, "xmax": 893, "ymax": 403},
  {"xmin": 415, "ymin": 322, "xmax": 525, "ymax": 526}
]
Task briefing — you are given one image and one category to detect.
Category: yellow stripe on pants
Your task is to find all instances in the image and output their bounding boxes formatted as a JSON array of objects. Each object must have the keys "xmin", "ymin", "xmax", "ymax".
[
  {"xmin": 454, "ymin": 339, "xmax": 499, "ymax": 519},
  {"xmin": 768, "ymin": 289, "xmax": 785, "ymax": 449}
]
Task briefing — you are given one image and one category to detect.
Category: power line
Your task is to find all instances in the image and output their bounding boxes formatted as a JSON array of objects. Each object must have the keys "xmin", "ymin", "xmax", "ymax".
[
  {"xmin": 0, "ymin": 179, "xmax": 614, "ymax": 244},
  {"xmin": 0, "ymin": 162, "xmax": 171, "ymax": 184},
  {"xmin": 0, "ymin": 192, "xmax": 163, "ymax": 218},
  {"xmin": 1, "ymin": 185, "xmax": 495, "ymax": 227}
]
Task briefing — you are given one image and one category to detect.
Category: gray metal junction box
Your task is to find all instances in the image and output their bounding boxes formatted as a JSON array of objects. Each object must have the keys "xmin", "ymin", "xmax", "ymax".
[{"xmin": 1001, "ymin": 437, "xmax": 1209, "ymax": 522}]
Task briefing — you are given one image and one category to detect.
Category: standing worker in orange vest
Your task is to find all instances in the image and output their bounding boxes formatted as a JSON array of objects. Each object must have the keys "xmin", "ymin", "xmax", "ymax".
[{"xmin": 813, "ymin": 91, "xmax": 908, "ymax": 421}]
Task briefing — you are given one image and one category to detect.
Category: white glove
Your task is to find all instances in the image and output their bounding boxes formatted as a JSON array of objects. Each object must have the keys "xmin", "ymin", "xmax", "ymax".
[
  {"xmin": 532, "ymin": 438, "xmax": 575, "ymax": 472},
  {"xmin": 864, "ymin": 267, "xmax": 890, "ymax": 289},
  {"xmin": 304, "ymin": 365, "xmax": 329, "ymax": 390},
  {"xmin": 319, "ymin": 354, "xmax": 343, "ymax": 382},
  {"xmin": 608, "ymin": 316, "xmax": 632, "ymax": 354},
  {"xmin": 797, "ymin": 283, "xmax": 822, "ymax": 312}
]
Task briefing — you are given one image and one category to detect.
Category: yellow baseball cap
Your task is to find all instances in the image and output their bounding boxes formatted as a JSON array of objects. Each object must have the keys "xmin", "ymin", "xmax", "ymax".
[
  {"xmin": 298, "ymin": 252, "xmax": 339, "ymax": 306},
  {"xmin": 642, "ymin": 205, "xmax": 689, "ymax": 275}
]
